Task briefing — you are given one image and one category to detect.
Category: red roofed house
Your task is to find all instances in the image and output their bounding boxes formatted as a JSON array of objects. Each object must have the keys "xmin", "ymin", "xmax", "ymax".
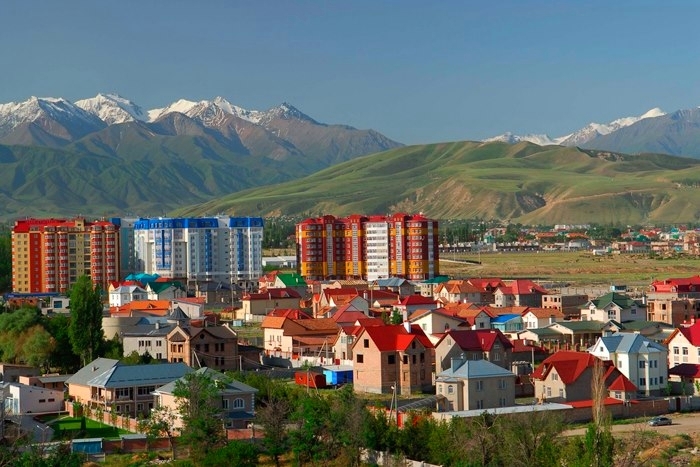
[
  {"xmin": 313, "ymin": 288, "xmax": 363, "ymax": 317},
  {"xmin": 408, "ymin": 307, "xmax": 468, "ymax": 344},
  {"xmin": 494, "ymin": 280, "xmax": 549, "ymax": 308},
  {"xmin": 261, "ymin": 316, "xmax": 339, "ymax": 362},
  {"xmin": 240, "ymin": 288, "xmax": 302, "ymax": 321},
  {"xmin": 434, "ymin": 329, "xmax": 513, "ymax": 373},
  {"xmin": 434, "ymin": 280, "xmax": 484, "ymax": 304},
  {"xmin": 332, "ymin": 318, "xmax": 385, "ymax": 363},
  {"xmin": 352, "ymin": 323, "xmax": 434, "ymax": 395},
  {"xmin": 394, "ymin": 295, "xmax": 438, "ymax": 320},
  {"xmin": 531, "ymin": 351, "xmax": 636, "ymax": 403},
  {"xmin": 665, "ymin": 321, "xmax": 700, "ymax": 370},
  {"xmin": 442, "ymin": 303, "xmax": 493, "ymax": 330},
  {"xmin": 329, "ymin": 303, "xmax": 370, "ymax": 326},
  {"xmin": 465, "ymin": 278, "xmax": 507, "ymax": 305},
  {"xmin": 522, "ymin": 307, "xmax": 566, "ymax": 330},
  {"xmin": 646, "ymin": 276, "xmax": 700, "ymax": 326}
]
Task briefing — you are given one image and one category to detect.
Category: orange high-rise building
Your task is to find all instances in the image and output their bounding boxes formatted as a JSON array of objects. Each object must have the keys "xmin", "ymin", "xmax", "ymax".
[
  {"xmin": 296, "ymin": 213, "xmax": 439, "ymax": 281},
  {"xmin": 12, "ymin": 218, "xmax": 120, "ymax": 294}
]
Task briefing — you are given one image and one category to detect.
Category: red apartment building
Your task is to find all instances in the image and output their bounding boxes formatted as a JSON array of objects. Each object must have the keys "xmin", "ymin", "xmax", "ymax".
[
  {"xmin": 12, "ymin": 218, "xmax": 120, "ymax": 294},
  {"xmin": 296, "ymin": 213, "xmax": 439, "ymax": 281}
]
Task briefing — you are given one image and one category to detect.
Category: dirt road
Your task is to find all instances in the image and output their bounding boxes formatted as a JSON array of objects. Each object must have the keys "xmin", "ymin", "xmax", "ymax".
[{"xmin": 566, "ymin": 412, "xmax": 700, "ymax": 437}]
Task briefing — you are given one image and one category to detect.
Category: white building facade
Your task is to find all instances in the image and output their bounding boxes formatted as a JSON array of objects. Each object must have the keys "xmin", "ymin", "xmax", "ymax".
[
  {"xmin": 133, "ymin": 217, "xmax": 264, "ymax": 283},
  {"xmin": 365, "ymin": 220, "xmax": 390, "ymax": 281}
]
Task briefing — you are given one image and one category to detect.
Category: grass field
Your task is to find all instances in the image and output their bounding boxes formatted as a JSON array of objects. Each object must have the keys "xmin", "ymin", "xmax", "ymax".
[
  {"xmin": 439, "ymin": 251, "xmax": 700, "ymax": 287},
  {"xmin": 51, "ymin": 416, "xmax": 130, "ymax": 440}
]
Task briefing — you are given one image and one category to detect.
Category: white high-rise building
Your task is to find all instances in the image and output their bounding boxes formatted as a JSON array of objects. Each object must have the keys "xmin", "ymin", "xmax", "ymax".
[
  {"xmin": 133, "ymin": 216, "xmax": 264, "ymax": 284},
  {"xmin": 365, "ymin": 220, "xmax": 390, "ymax": 281}
]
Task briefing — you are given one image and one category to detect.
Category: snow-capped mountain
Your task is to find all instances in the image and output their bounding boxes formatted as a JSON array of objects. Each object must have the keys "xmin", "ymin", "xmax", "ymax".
[
  {"xmin": 485, "ymin": 108, "xmax": 666, "ymax": 147},
  {"xmin": 75, "ymin": 93, "xmax": 147, "ymax": 125}
]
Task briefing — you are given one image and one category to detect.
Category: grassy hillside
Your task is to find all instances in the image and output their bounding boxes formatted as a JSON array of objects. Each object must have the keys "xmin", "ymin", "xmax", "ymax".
[{"xmin": 175, "ymin": 141, "xmax": 700, "ymax": 224}]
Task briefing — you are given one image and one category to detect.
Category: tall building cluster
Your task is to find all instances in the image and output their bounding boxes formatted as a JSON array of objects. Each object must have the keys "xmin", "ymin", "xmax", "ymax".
[
  {"xmin": 11, "ymin": 216, "xmax": 264, "ymax": 294},
  {"xmin": 296, "ymin": 213, "xmax": 439, "ymax": 281}
]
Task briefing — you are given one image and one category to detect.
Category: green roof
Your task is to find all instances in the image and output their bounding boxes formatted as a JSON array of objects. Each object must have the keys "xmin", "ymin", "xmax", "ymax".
[
  {"xmin": 149, "ymin": 281, "xmax": 185, "ymax": 294},
  {"xmin": 554, "ymin": 320, "xmax": 606, "ymax": 332},
  {"xmin": 277, "ymin": 273, "xmax": 307, "ymax": 287},
  {"xmin": 592, "ymin": 292, "xmax": 638, "ymax": 309}
]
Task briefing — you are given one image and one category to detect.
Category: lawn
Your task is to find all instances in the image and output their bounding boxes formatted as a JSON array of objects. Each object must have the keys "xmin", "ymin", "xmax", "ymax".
[{"xmin": 50, "ymin": 416, "xmax": 131, "ymax": 440}]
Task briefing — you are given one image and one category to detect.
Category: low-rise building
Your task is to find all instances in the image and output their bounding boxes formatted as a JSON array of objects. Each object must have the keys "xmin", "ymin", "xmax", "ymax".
[{"xmin": 436, "ymin": 357, "xmax": 516, "ymax": 411}]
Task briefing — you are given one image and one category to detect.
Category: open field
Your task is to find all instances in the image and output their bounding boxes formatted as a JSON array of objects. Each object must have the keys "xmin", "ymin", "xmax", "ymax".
[{"xmin": 440, "ymin": 251, "xmax": 700, "ymax": 287}]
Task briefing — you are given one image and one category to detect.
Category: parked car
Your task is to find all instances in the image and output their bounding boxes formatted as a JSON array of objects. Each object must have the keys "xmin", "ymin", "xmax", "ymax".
[{"xmin": 648, "ymin": 416, "xmax": 672, "ymax": 426}]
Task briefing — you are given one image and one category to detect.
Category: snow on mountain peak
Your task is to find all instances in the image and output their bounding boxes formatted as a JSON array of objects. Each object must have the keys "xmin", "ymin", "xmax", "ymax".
[
  {"xmin": 0, "ymin": 96, "xmax": 103, "ymax": 131},
  {"xmin": 75, "ymin": 93, "xmax": 147, "ymax": 124}
]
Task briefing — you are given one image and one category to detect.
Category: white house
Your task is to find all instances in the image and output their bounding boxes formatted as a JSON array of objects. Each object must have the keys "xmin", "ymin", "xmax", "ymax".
[
  {"xmin": 408, "ymin": 307, "xmax": 468, "ymax": 344},
  {"xmin": 6, "ymin": 383, "xmax": 65, "ymax": 415},
  {"xmin": 580, "ymin": 292, "xmax": 644, "ymax": 323},
  {"xmin": 588, "ymin": 333, "xmax": 668, "ymax": 396},
  {"xmin": 521, "ymin": 307, "xmax": 566, "ymax": 330},
  {"xmin": 109, "ymin": 285, "xmax": 148, "ymax": 308}
]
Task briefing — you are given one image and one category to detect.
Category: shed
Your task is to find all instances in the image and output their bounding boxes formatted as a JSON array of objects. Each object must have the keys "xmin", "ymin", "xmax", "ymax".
[
  {"xmin": 322, "ymin": 365, "xmax": 354, "ymax": 386},
  {"xmin": 71, "ymin": 438, "xmax": 102, "ymax": 454}
]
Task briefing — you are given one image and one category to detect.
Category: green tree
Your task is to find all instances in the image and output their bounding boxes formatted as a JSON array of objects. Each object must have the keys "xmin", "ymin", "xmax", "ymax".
[
  {"xmin": 174, "ymin": 371, "xmax": 226, "ymax": 463},
  {"xmin": 44, "ymin": 314, "xmax": 81, "ymax": 373},
  {"xmin": 202, "ymin": 440, "xmax": 259, "ymax": 467},
  {"xmin": 0, "ymin": 228, "xmax": 11, "ymax": 293},
  {"xmin": 21, "ymin": 325, "xmax": 56, "ymax": 372},
  {"xmin": 289, "ymin": 395, "xmax": 331, "ymax": 465},
  {"xmin": 497, "ymin": 410, "xmax": 564, "ymax": 467},
  {"xmin": 256, "ymin": 397, "xmax": 289, "ymax": 467},
  {"xmin": 68, "ymin": 276, "xmax": 104, "ymax": 366}
]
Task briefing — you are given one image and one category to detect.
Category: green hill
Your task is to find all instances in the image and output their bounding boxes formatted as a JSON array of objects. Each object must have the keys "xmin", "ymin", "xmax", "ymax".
[{"xmin": 174, "ymin": 141, "xmax": 700, "ymax": 224}]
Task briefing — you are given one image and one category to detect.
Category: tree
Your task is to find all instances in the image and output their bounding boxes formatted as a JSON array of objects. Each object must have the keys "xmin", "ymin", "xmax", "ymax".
[
  {"xmin": 44, "ymin": 314, "xmax": 80, "ymax": 373},
  {"xmin": 21, "ymin": 325, "xmax": 56, "ymax": 372},
  {"xmin": 256, "ymin": 397, "xmax": 289, "ymax": 467},
  {"xmin": 69, "ymin": 275, "xmax": 104, "ymax": 366},
  {"xmin": 201, "ymin": 440, "xmax": 259, "ymax": 467},
  {"xmin": 0, "ymin": 228, "xmax": 11, "ymax": 293},
  {"xmin": 173, "ymin": 371, "xmax": 226, "ymax": 463},
  {"xmin": 497, "ymin": 410, "xmax": 564, "ymax": 467},
  {"xmin": 289, "ymin": 395, "xmax": 331, "ymax": 465}
]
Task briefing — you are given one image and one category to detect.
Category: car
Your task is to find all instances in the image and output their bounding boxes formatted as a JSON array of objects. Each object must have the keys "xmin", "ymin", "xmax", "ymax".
[{"xmin": 648, "ymin": 416, "xmax": 672, "ymax": 426}]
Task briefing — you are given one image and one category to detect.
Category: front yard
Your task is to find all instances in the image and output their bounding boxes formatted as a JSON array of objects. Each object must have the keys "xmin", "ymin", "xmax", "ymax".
[{"xmin": 47, "ymin": 416, "xmax": 131, "ymax": 440}]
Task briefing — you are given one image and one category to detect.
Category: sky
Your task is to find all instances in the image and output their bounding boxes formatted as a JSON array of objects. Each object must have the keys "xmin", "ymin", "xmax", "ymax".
[{"xmin": 2, "ymin": 1, "xmax": 700, "ymax": 145}]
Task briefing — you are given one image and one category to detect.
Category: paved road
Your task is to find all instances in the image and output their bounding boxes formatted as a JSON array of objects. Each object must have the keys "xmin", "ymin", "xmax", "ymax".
[{"xmin": 566, "ymin": 412, "xmax": 700, "ymax": 437}]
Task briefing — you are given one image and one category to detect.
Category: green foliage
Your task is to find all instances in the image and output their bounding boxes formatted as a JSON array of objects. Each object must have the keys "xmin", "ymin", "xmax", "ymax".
[
  {"xmin": 200, "ymin": 440, "xmax": 259, "ymax": 467},
  {"xmin": 68, "ymin": 276, "xmax": 105, "ymax": 366},
  {"xmin": 389, "ymin": 309, "xmax": 403, "ymax": 325},
  {"xmin": 174, "ymin": 371, "xmax": 226, "ymax": 463},
  {"xmin": 13, "ymin": 442, "xmax": 86, "ymax": 466},
  {"xmin": 0, "ymin": 227, "xmax": 11, "ymax": 293},
  {"xmin": 44, "ymin": 314, "xmax": 81, "ymax": 373}
]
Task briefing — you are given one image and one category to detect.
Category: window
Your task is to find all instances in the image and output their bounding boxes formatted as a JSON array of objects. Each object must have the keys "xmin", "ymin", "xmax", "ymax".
[
  {"xmin": 639, "ymin": 378, "xmax": 646, "ymax": 386},
  {"xmin": 546, "ymin": 387, "xmax": 551, "ymax": 397},
  {"xmin": 674, "ymin": 347, "xmax": 679, "ymax": 355},
  {"xmin": 233, "ymin": 398, "xmax": 245, "ymax": 409},
  {"xmin": 639, "ymin": 361, "xmax": 645, "ymax": 369},
  {"xmin": 660, "ymin": 376, "xmax": 664, "ymax": 384},
  {"xmin": 551, "ymin": 373, "xmax": 558, "ymax": 381},
  {"xmin": 683, "ymin": 347, "xmax": 689, "ymax": 355},
  {"xmin": 388, "ymin": 354, "xmax": 396, "ymax": 365},
  {"xmin": 403, "ymin": 355, "xmax": 408, "ymax": 364},
  {"xmin": 363, "ymin": 339, "xmax": 369, "ymax": 348},
  {"xmin": 476, "ymin": 400, "xmax": 484, "ymax": 409},
  {"xmin": 356, "ymin": 354, "xmax": 364, "ymax": 363},
  {"xmin": 476, "ymin": 380, "xmax": 484, "ymax": 391},
  {"xmin": 499, "ymin": 379, "xmax": 507, "ymax": 390},
  {"xmin": 222, "ymin": 399, "xmax": 229, "ymax": 409},
  {"xmin": 447, "ymin": 385, "xmax": 454, "ymax": 394},
  {"xmin": 412, "ymin": 354, "xmax": 416, "ymax": 364}
]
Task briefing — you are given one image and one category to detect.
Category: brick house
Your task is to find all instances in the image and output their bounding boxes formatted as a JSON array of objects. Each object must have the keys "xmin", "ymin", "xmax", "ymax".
[
  {"xmin": 167, "ymin": 324, "xmax": 239, "ymax": 372},
  {"xmin": 531, "ymin": 351, "xmax": 636, "ymax": 403},
  {"xmin": 434, "ymin": 329, "xmax": 513, "ymax": 373},
  {"xmin": 493, "ymin": 279, "xmax": 549, "ymax": 308},
  {"xmin": 352, "ymin": 322, "xmax": 434, "ymax": 395},
  {"xmin": 261, "ymin": 316, "xmax": 339, "ymax": 359},
  {"xmin": 240, "ymin": 288, "xmax": 302, "ymax": 321},
  {"xmin": 408, "ymin": 307, "xmax": 468, "ymax": 344}
]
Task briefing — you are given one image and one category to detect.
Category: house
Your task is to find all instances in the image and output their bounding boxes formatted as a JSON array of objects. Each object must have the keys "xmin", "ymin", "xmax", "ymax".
[
  {"xmin": 122, "ymin": 319, "xmax": 174, "ymax": 361},
  {"xmin": 259, "ymin": 272, "xmax": 308, "ymax": 297},
  {"xmin": 462, "ymin": 278, "xmax": 505, "ymax": 305},
  {"xmin": 170, "ymin": 298, "xmax": 205, "ymax": 319},
  {"xmin": 646, "ymin": 298, "xmax": 700, "ymax": 326},
  {"xmin": 541, "ymin": 293, "xmax": 589, "ymax": 318},
  {"xmin": 490, "ymin": 314, "xmax": 523, "ymax": 333},
  {"xmin": 394, "ymin": 295, "xmax": 439, "ymax": 319},
  {"xmin": 352, "ymin": 322, "xmax": 434, "ymax": 395},
  {"xmin": 436, "ymin": 357, "xmax": 516, "ymax": 411},
  {"xmin": 511, "ymin": 339, "xmax": 549, "ymax": 364},
  {"xmin": 19, "ymin": 374, "xmax": 72, "ymax": 393},
  {"xmin": 313, "ymin": 288, "xmax": 363, "ymax": 317},
  {"xmin": 371, "ymin": 277, "xmax": 415, "ymax": 297},
  {"xmin": 434, "ymin": 329, "xmax": 513, "ymax": 373},
  {"xmin": 153, "ymin": 367, "xmax": 257, "ymax": 430},
  {"xmin": 531, "ymin": 351, "xmax": 637, "ymax": 403},
  {"xmin": 194, "ymin": 280, "xmax": 243, "ymax": 305},
  {"xmin": 602, "ymin": 320, "xmax": 675, "ymax": 343},
  {"xmin": 408, "ymin": 307, "xmax": 468, "ymax": 343},
  {"xmin": 442, "ymin": 303, "xmax": 493, "ymax": 330},
  {"xmin": 6, "ymin": 382, "xmax": 65, "ymax": 415},
  {"xmin": 547, "ymin": 320, "xmax": 608, "ymax": 349},
  {"xmin": 146, "ymin": 281, "xmax": 187, "ymax": 301},
  {"xmin": 434, "ymin": 280, "xmax": 484, "ymax": 304},
  {"xmin": 109, "ymin": 285, "xmax": 148, "ymax": 308},
  {"xmin": 167, "ymin": 324, "xmax": 239, "ymax": 372},
  {"xmin": 333, "ymin": 318, "xmax": 384, "ymax": 363},
  {"xmin": 240, "ymin": 288, "xmax": 302, "ymax": 321},
  {"xmin": 0, "ymin": 364, "xmax": 40, "ymax": 383},
  {"xmin": 588, "ymin": 333, "xmax": 668, "ymax": 396},
  {"xmin": 522, "ymin": 307, "xmax": 565, "ymax": 330},
  {"xmin": 261, "ymin": 316, "xmax": 339, "ymax": 359},
  {"xmin": 110, "ymin": 300, "xmax": 172, "ymax": 317},
  {"xmin": 665, "ymin": 321, "xmax": 700, "ymax": 369},
  {"xmin": 580, "ymin": 292, "xmax": 644, "ymax": 322},
  {"xmin": 65, "ymin": 358, "xmax": 191, "ymax": 418},
  {"xmin": 329, "ymin": 303, "xmax": 370, "ymax": 326},
  {"xmin": 493, "ymin": 280, "xmax": 549, "ymax": 308}
]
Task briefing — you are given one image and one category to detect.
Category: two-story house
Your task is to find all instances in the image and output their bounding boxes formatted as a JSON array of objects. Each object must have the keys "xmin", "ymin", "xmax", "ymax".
[
  {"xmin": 352, "ymin": 322, "xmax": 434, "ymax": 395},
  {"xmin": 109, "ymin": 284, "xmax": 148, "ymax": 308},
  {"xmin": 434, "ymin": 280, "xmax": 484, "ymax": 304},
  {"xmin": 493, "ymin": 280, "xmax": 549, "ymax": 308},
  {"xmin": 153, "ymin": 367, "xmax": 258, "ymax": 430},
  {"xmin": 65, "ymin": 358, "xmax": 191, "ymax": 418},
  {"xmin": 580, "ymin": 292, "xmax": 644, "ymax": 323},
  {"xmin": 522, "ymin": 307, "xmax": 566, "ymax": 329},
  {"xmin": 261, "ymin": 316, "xmax": 339, "ymax": 359},
  {"xmin": 408, "ymin": 307, "xmax": 468, "ymax": 344},
  {"xmin": 167, "ymin": 324, "xmax": 239, "ymax": 372},
  {"xmin": 588, "ymin": 333, "xmax": 668, "ymax": 396},
  {"xmin": 531, "ymin": 351, "xmax": 637, "ymax": 403},
  {"xmin": 434, "ymin": 329, "xmax": 513, "ymax": 373},
  {"xmin": 241, "ymin": 288, "xmax": 303, "ymax": 321},
  {"xmin": 665, "ymin": 321, "xmax": 700, "ymax": 375},
  {"xmin": 436, "ymin": 357, "xmax": 516, "ymax": 411}
]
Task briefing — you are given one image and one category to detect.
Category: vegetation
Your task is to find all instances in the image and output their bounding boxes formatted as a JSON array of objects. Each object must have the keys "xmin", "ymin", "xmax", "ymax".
[
  {"xmin": 177, "ymin": 141, "xmax": 700, "ymax": 224},
  {"xmin": 68, "ymin": 275, "xmax": 105, "ymax": 366}
]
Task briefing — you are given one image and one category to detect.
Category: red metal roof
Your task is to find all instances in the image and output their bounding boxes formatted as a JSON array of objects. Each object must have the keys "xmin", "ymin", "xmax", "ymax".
[
  {"xmin": 438, "ymin": 329, "xmax": 514, "ymax": 351},
  {"xmin": 360, "ymin": 323, "xmax": 434, "ymax": 351}
]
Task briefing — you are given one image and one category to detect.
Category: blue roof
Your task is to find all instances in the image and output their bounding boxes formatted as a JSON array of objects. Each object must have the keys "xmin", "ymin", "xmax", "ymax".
[
  {"xmin": 374, "ymin": 278, "xmax": 409, "ymax": 287},
  {"xmin": 491, "ymin": 314, "xmax": 521, "ymax": 323},
  {"xmin": 437, "ymin": 359, "xmax": 516, "ymax": 380}
]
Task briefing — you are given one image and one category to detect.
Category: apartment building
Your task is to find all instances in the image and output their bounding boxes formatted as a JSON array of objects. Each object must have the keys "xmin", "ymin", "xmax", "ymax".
[
  {"xmin": 132, "ymin": 216, "xmax": 264, "ymax": 285},
  {"xmin": 296, "ymin": 213, "xmax": 439, "ymax": 281},
  {"xmin": 12, "ymin": 217, "xmax": 120, "ymax": 294}
]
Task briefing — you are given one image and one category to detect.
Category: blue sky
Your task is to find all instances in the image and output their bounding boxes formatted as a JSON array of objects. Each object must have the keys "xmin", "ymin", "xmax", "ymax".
[{"xmin": 1, "ymin": 1, "xmax": 699, "ymax": 144}]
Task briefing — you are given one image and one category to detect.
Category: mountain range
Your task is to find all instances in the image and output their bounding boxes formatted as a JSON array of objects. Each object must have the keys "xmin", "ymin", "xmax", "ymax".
[
  {"xmin": 0, "ymin": 94, "xmax": 401, "ymax": 219},
  {"xmin": 484, "ymin": 106, "xmax": 700, "ymax": 158},
  {"xmin": 175, "ymin": 141, "xmax": 700, "ymax": 224}
]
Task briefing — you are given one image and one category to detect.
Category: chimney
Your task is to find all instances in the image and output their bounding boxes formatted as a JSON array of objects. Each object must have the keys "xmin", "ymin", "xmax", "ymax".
[
  {"xmin": 451, "ymin": 353, "xmax": 466, "ymax": 372},
  {"xmin": 155, "ymin": 321, "xmax": 160, "ymax": 330},
  {"xmin": 403, "ymin": 320, "xmax": 411, "ymax": 333}
]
